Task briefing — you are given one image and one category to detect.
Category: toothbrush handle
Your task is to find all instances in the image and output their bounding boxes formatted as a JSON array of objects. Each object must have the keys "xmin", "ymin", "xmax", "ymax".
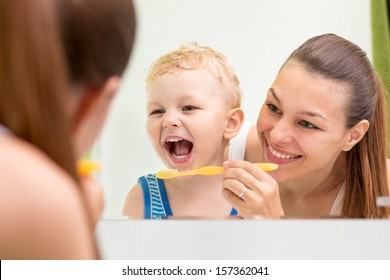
[
  {"xmin": 197, "ymin": 166, "xmax": 225, "ymax": 176},
  {"xmin": 175, "ymin": 169, "xmax": 202, "ymax": 177},
  {"xmin": 255, "ymin": 163, "xmax": 278, "ymax": 171}
]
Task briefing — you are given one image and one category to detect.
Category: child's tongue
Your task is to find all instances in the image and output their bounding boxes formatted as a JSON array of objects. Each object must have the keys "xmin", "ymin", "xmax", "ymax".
[{"xmin": 172, "ymin": 140, "xmax": 193, "ymax": 156}]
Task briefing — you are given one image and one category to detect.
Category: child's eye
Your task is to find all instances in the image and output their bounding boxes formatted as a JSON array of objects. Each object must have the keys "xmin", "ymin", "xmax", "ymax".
[
  {"xmin": 149, "ymin": 109, "xmax": 164, "ymax": 116},
  {"xmin": 182, "ymin": 105, "xmax": 196, "ymax": 112},
  {"xmin": 298, "ymin": 120, "xmax": 318, "ymax": 130},
  {"xmin": 266, "ymin": 103, "xmax": 282, "ymax": 114}
]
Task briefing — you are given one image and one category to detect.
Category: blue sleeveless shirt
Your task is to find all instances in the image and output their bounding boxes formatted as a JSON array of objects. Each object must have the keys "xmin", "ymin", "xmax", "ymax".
[{"xmin": 138, "ymin": 174, "xmax": 238, "ymax": 219}]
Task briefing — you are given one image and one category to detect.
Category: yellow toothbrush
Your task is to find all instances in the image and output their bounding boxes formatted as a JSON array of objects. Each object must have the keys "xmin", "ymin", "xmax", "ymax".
[
  {"xmin": 77, "ymin": 160, "xmax": 102, "ymax": 176},
  {"xmin": 155, "ymin": 163, "xmax": 278, "ymax": 179}
]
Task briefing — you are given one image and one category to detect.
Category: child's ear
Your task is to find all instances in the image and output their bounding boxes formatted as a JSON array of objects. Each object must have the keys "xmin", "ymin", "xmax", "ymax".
[
  {"xmin": 342, "ymin": 119, "xmax": 369, "ymax": 151},
  {"xmin": 223, "ymin": 108, "xmax": 244, "ymax": 140}
]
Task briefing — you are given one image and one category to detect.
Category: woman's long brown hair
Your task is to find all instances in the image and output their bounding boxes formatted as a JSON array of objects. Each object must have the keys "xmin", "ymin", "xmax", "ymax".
[
  {"xmin": 0, "ymin": 0, "xmax": 137, "ymax": 256},
  {"xmin": 0, "ymin": 0, "xmax": 78, "ymax": 179},
  {"xmin": 287, "ymin": 34, "xmax": 390, "ymax": 218}
]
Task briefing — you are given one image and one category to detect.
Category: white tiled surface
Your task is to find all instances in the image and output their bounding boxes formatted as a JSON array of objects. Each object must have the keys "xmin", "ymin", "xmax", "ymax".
[{"xmin": 96, "ymin": 219, "xmax": 390, "ymax": 260}]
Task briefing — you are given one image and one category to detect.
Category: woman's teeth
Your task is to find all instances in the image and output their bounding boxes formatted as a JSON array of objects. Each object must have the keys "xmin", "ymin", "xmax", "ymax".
[{"xmin": 269, "ymin": 145, "xmax": 299, "ymax": 159}]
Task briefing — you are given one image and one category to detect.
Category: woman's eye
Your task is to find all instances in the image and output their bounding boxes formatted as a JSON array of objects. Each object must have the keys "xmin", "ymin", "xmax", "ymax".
[
  {"xmin": 182, "ymin": 105, "xmax": 195, "ymax": 112},
  {"xmin": 266, "ymin": 103, "xmax": 281, "ymax": 114},
  {"xmin": 299, "ymin": 120, "xmax": 318, "ymax": 130}
]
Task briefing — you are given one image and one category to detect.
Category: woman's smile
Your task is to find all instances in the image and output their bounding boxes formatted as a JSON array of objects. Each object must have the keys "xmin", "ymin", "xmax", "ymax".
[{"xmin": 266, "ymin": 142, "xmax": 302, "ymax": 164}]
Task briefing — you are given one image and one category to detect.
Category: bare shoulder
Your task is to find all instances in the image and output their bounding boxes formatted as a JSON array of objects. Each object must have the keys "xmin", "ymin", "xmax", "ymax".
[
  {"xmin": 244, "ymin": 125, "xmax": 262, "ymax": 162},
  {"xmin": 122, "ymin": 182, "xmax": 144, "ymax": 219},
  {"xmin": 0, "ymin": 137, "xmax": 95, "ymax": 259}
]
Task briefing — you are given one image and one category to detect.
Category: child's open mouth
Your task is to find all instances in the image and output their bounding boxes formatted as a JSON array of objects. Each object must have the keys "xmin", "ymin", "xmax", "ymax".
[{"xmin": 164, "ymin": 137, "xmax": 194, "ymax": 162}]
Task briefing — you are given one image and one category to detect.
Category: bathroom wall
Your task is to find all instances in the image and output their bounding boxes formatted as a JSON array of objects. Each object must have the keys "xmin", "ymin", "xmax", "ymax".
[{"xmin": 95, "ymin": 0, "xmax": 371, "ymax": 218}]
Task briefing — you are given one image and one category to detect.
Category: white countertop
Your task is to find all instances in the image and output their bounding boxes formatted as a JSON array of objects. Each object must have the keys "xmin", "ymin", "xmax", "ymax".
[{"xmin": 96, "ymin": 219, "xmax": 390, "ymax": 260}]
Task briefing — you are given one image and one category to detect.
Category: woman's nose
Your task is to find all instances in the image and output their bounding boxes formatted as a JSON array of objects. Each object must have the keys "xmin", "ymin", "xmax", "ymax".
[{"xmin": 270, "ymin": 118, "xmax": 294, "ymax": 144}]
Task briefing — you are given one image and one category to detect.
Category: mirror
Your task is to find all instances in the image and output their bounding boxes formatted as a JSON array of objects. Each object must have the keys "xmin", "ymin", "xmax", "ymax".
[{"xmin": 93, "ymin": 0, "xmax": 372, "ymax": 219}]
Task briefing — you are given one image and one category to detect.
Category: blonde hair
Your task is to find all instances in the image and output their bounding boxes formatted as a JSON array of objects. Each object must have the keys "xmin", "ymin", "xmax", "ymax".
[{"xmin": 146, "ymin": 43, "xmax": 242, "ymax": 108}]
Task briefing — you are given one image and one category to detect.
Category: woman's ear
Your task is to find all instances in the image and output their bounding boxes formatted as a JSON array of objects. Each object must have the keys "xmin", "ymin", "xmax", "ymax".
[
  {"xmin": 73, "ymin": 77, "xmax": 120, "ymax": 127},
  {"xmin": 342, "ymin": 119, "xmax": 369, "ymax": 151},
  {"xmin": 223, "ymin": 108, "xmax": 245, "ymax": 140},
  {"xmin": 73, "ymin": 76, "xmax": 121, "ymax": 158}
]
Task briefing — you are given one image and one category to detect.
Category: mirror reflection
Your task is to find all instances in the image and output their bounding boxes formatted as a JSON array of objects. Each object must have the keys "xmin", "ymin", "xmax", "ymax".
[{"xmin": 94, "ymin": 0, "xmax": 389, "ymax": 220}]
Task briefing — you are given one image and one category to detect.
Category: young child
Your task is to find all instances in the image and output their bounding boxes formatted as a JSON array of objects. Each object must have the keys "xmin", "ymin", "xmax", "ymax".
[{"xmin": 123, "ymin": 43, "xmax": 245, "ymax": 219}]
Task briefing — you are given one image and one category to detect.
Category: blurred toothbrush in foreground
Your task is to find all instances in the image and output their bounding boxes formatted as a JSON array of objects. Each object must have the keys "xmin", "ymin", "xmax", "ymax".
[{"xmin": 77, "ymin": 160, "xmax": 102, "ymax": 176}]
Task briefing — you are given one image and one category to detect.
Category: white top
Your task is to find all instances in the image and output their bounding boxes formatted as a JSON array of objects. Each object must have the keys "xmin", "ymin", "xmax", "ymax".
[
  {"xmin": 228, "ymin": 121, "xmax": 253, "ymax": 160},
  {"xmin": 329, "ymin": 184, "xmax": 345, "ymax": 216},
  {"xmin": 227, "ymin": 121, "xmax": 345, "ymax": 217}
]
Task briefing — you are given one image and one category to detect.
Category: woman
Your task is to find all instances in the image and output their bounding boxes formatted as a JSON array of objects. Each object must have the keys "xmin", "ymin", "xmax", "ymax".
[
  {"xmin": 222, "ymin": 34, "xmax": 390, "ymax": 219},
  {"xmin": 0, "ymin": 0, "xmax": 136, "ymax": 259}
]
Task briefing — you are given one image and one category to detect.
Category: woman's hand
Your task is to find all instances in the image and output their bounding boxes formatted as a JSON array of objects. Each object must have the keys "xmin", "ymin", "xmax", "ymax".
[
  {"xmin": 80, "ymin": 176, "xmax": 105, "ymax": 227},
  {"xmin": 222, "ymin": 160, "xmax": 284, "ymax": 219}
]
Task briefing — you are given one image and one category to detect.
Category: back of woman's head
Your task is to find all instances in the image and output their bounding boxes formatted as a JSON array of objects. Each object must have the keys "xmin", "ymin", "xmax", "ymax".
[
  {"xmin": 58, "ymin": 0, "xmax": 137, "ymax": 85},
  {"xmin": 286, "ymin": 33, "xmax": 389, "ymax": 217},
  {"xmin": 0, "ymin": 0, "xmax": 136, "ymax": 179}
]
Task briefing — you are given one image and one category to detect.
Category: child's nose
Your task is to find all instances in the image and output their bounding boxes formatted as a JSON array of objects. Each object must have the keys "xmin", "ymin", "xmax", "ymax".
[{"xmin": 162, "ymin": 112, "xmax": 181, "ymax": 128}]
